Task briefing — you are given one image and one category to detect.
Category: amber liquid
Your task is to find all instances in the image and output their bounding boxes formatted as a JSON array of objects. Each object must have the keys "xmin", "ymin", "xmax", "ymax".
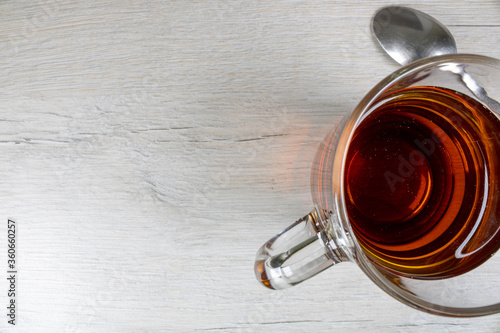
[{"xmin": 345, "ymin": 87, "xmax": 500, "ymax": 279}]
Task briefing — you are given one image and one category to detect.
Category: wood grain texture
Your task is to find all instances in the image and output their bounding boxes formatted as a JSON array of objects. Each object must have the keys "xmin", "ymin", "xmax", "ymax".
[{"xmin": 0, "ymin": 0, "xmax": 499, "ymax": 331}]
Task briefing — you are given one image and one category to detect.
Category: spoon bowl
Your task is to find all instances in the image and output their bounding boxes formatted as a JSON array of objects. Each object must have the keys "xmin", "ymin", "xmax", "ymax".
[{"xmin": 372, "ymin": 7, "xmax": 457, "ymax": 65}]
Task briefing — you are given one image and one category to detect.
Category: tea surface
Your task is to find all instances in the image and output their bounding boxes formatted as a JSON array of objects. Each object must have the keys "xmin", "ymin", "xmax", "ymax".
[{"xmin": 345, "ymin": 87, "xmax": 500, "ymax": 278}]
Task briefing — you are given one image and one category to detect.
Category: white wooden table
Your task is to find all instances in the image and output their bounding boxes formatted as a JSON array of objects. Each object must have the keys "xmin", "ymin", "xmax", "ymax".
[{"xmin": 1, "ymin": 1, "xmax": 500, "ymax": 332}]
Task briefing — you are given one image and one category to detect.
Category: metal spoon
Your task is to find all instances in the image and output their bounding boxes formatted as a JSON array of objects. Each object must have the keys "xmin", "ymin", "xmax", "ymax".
[
  {"xmin": 372, "ymin": 7, "xmax": 456, "ymax": 66},
  {"xmin": 372, "ymin": 6, "xmax": 500, "ymax": 112}
]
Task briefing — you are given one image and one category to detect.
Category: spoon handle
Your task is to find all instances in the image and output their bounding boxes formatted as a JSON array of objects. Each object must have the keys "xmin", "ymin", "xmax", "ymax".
[{"xmin": 441, "ymin": 63, "xmax": 500, "ymax": 114}]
